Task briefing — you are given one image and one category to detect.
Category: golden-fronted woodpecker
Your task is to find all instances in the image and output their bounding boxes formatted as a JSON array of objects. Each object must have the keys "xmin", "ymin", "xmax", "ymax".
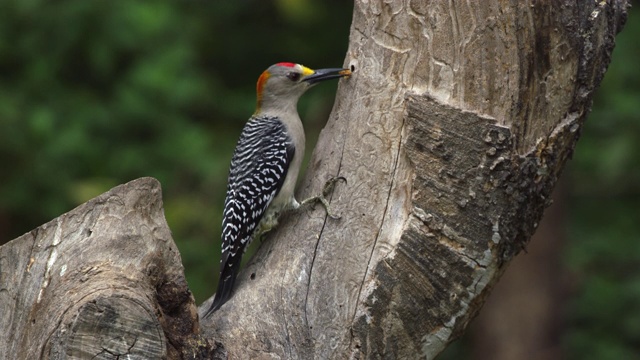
[{"xmin": 204, "ymin": 62, "xmax": 351, "ymax": 317}]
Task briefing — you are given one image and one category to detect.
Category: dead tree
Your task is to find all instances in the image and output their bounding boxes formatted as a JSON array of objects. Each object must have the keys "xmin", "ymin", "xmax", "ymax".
[{"xmin": 0, "ymin": 1, "xmax": 629, "ymax": 359}]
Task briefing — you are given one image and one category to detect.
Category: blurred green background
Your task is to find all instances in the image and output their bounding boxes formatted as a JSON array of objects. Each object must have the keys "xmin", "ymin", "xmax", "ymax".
[
  {"xmin": 0, "ymin": 1, "xmax": 637, "ymax": 359},
  {"xmin": 0, "ymin": 0, "xmax": 352, "ymax": 306}
]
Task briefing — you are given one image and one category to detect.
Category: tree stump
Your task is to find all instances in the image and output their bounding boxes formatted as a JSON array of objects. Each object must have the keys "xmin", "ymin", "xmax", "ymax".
[{"xmin": 0, "ymin": 178, "xmax": 220, "ymax": 359}]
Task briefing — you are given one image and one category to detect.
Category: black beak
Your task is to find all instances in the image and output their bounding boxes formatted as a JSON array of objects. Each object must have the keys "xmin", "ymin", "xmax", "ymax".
[{"xmin": 303, "ymin": 68, "xmax": 352, "ymax": 84}]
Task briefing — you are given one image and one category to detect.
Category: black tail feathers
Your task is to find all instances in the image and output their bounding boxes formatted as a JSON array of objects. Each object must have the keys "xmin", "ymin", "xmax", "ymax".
[{"xmin": 203, "ymin": 255, "xmax": 241, "ymax": 318}]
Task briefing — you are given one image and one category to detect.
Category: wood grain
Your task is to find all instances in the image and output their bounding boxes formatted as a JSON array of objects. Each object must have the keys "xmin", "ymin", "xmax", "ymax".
[
  {"xmin": 0, "ymin": 1, "xmax": 628, "ymax": 359},
  {"xmin": 0, "ymin": 178, "xmax": 220, "ymax": 359},
  {"xmin": 202, "ymin": 1, "xmax": 628, "ymax": 358}
]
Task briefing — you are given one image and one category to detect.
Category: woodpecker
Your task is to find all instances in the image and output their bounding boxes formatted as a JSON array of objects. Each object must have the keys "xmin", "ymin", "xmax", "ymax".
[{"xmin": 204, "ymin": 62, "xmax": 351, "ymax": 317}]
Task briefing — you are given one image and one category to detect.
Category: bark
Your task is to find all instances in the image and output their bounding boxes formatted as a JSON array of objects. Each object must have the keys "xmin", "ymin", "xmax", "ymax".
[
  {"xmin": 469, "ymin": 181, "xmax": 568, "ymax": 360},
  {"xmin": 0, "ymin": 1, "xmax": 629, "ymax": 359},
  {"xmin": 202, "ymin": 1, "xmax": 629, "ymax": 358},
  {"xmin": 0, "ymin": 178, "xmax": 221, "ymax": 359}
]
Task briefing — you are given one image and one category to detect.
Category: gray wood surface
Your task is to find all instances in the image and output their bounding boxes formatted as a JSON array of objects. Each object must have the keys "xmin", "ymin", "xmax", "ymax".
[
  {"xmin": 0, "ymin": 1, "xmax": 628, "ymax": 359},
  {"xmin": 201, "ymin": 1, "xmax": 628, "ymax": 358},
  {"xmin": 0, "ymin": 178, "xmax": 220, "ymax": 359}
]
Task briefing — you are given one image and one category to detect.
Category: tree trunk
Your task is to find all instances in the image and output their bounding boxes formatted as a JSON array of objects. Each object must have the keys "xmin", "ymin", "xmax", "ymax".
[{"xmin": 0, "ymin": 1, "xmax": 629, "ymax": 359}]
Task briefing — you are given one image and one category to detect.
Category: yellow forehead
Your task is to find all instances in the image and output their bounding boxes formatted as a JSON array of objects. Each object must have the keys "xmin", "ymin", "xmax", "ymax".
[{"xmin": 299, "ymin": 65, "xmax": 315, "ymax": 76}]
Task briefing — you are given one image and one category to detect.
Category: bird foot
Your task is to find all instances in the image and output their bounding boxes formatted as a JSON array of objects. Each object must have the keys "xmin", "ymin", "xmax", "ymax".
[
  {"xmin": 253, "ymin": 211, "xmax": 280, "ymax": 243},
  {"xmin": 299, "ymin": 176, "xmax": 346, "ymax": 219}
]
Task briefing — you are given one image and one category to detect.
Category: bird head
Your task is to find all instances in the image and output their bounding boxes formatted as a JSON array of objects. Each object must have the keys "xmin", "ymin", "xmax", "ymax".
[{"xmin": 255, "ymin": 62, "xmax": 351, "ymax": 114}]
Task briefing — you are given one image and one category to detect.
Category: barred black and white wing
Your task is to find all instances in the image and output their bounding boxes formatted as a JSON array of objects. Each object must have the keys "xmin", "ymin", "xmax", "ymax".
[{"xmin": 205, "ymin": 116, "xmax": 294, "ymax": 316}]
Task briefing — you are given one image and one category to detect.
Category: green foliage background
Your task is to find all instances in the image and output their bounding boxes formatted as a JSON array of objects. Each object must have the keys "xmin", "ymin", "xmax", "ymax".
[
  {"xmin": 0, "ymin": 1, "xmax": 637, "ymax": 358},
  {"xmin": 564, "ymin": 7, "xmax": 640, "ymax": 358},
  {"xmin": 0, "ymin": 0, "xmax": 351, "ymax": 306}
]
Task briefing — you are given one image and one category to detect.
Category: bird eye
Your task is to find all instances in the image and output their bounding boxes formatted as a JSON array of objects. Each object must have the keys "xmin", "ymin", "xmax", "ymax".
[{"xmin": 287, "ymin": 72, "xmax": 301, "ymax": 82}]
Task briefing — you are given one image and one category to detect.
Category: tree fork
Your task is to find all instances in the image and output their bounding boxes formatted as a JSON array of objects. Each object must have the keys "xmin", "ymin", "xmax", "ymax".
[
  {"xmin": 0, "ymin": 1, "xmax": 629, "ymax": 359},
  {"xmin": 202, "ymin": 1, "xmax": 629, "ymax": 358}
]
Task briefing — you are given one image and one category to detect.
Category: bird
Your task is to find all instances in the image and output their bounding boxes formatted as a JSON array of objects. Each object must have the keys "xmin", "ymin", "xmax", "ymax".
[{"xmin": 204, "ymin": 62, "xmax": 352, "ymax": 317}]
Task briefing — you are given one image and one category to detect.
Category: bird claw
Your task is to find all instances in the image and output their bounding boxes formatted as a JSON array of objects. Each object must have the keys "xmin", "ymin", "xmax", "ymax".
[
  {"xmin": 322, "ymin": 176, "xmax": 347, "ymax": 198},
  {"xmin": 300, "ymin": 176, "xmax": 346, "ymax": 219}
]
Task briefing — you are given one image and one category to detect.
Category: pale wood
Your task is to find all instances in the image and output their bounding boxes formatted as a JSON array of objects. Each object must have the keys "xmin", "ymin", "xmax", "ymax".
[
  {"xmin": 0, "ymin": 1, "xmax": 629, "ymax": 359},
  {"xmin": 201, "ymin": 1, "xmax": 629, "ymax": 359},
  {"xmin": 0, "ymin": 178, "xmax": 221, "ymax": 359}
]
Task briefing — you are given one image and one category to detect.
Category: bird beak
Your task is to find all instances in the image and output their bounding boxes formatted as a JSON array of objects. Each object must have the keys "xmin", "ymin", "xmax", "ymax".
[{"xmin": 303, "ymin": 68, "xmax": 352, "ymax": 84}]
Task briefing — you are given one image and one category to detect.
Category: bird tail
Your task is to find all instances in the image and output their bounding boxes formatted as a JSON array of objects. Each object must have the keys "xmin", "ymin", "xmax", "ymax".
[{"xmin": 203, "ymin": 254, "xmax": 241, "ymax": 318}]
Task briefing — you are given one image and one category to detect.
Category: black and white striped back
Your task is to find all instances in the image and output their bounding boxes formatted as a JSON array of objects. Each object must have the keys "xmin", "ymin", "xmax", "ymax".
[{"xmin": 205, "ymin": 115, "xmax": 294, "ymax": 315}]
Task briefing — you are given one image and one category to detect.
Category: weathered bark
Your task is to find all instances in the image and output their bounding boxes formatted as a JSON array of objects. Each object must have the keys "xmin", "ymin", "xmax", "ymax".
[
  {"xmin": 0, "ymin": 1, "xmax": 629, "ymax": 359},
  {"xmin": 470, "ymin": 182, "xmax": 568, "ymax": 360},
  {"xmin": 201, "ymin": 0, "xmax": 628, "ymax": 359},
  {"xmin": 0, "ymin": 178, "xmax": 221, "ymax": 359}
]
